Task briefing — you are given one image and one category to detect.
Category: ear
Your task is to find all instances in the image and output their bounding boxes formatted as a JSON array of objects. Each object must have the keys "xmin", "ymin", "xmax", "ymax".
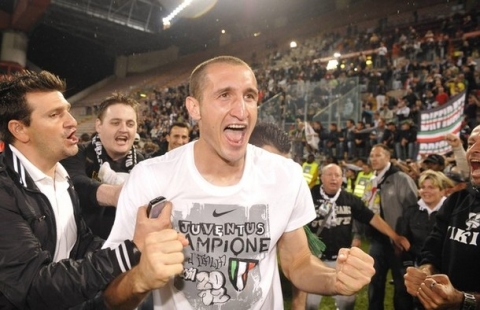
[
  {"xmin": 95, "ymin": 118, "xmax": 102, "ymax": 133},
  {"xmin": 8, "ymin": 120, "xmax": 29, "ymax": 143},
  {"xmin": 186, "ymin": 96, "xmax": 201, "ymax": 121}
]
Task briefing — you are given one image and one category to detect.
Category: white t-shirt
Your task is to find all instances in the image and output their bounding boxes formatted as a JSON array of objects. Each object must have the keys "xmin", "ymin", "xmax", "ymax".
[{"xmin": 104, "ymin": 142, "xmax": 315, "ymax": 310}]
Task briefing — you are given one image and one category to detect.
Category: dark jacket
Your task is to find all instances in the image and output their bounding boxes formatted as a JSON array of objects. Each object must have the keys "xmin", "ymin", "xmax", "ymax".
[
  {"xmin": 420, "ymin": 185, "xmax": 480, "ymax": 292},
  {"xmin": 397, "ymin": 203, "xmax": 439, "ymax": 264},
  {"xmin": 0, "ymin": 146, "xmax": 140, "ymax": 309},
  {"xmin": 61, "ymin": 143, "xmax": 144, "ymax": 239}
]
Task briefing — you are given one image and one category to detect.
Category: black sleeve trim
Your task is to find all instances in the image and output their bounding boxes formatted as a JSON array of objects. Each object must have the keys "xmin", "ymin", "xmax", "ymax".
[{"xmin": 107, "ymin": 240, "xmax": 141, "ymax": 274}]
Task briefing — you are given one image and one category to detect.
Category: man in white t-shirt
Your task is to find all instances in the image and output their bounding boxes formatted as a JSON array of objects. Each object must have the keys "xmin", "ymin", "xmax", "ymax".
[{"xmin": 104, "ymin": 56, "xmax": 376, "ymax": 309}]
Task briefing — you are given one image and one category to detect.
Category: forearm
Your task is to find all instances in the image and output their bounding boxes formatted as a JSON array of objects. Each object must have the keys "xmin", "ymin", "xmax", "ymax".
[
  {"xmin": 452, "ymin": 145, "xmax": 469, "ymax": 177},
  {"xmin": 284, "ymin": 252, "xmax": 337, "ymax": 296},
  {"xmin": 104, "ymin": 268, "xmax": 149, "ymax": 310},
  {"xmin": 71, "ymin": 175, "xmax": 103, "ymax": 208},
  {"xmin": 370, "ymin": 214, "xmax": 398, "ymax": 240},
  {"xmin": 27, "ymin": 241, "xmax": 140, "ymax": 309},
  {"xmin": 96, "ymin": 184, "xmax": 122, "ymax": 207}
]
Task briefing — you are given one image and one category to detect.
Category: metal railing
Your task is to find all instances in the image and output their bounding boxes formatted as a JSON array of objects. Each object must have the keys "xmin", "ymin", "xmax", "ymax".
[{"xmin": 258, "ymin": 76, "xmax": 362, "ymax": 131}]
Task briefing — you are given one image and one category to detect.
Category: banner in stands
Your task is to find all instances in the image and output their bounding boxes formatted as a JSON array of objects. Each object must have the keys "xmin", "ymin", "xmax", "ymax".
[{"xmin": 418, "ymin": 91, "xmax": 466, "ymax": 155}]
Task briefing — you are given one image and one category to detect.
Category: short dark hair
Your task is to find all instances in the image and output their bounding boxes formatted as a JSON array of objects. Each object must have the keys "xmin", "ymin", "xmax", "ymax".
[
  {"xmin": 0, "ymin": 71, "xmax": 66, "ymax": 144},
  {"xmin": 249, "ymin": 122, "xmax": 291, "ymax": 155},
  {"xmin": 189, "ymin": 56, "xmax": 253, "ymax": 102},
  {"xmin": 168, "ymin": 122, "xmax": 190, "ymax": 135},
  {"xmin": 96, "ymin": 92, "xmax": 139, "ymax": 122},
  {"xmin": 371, "ymin": 143, "xmax": 391, "ymax": 157}
]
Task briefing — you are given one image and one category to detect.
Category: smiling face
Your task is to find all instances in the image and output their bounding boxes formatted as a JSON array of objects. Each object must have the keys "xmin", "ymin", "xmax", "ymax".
[
  {"xmin": 167, "ymin": 125, "xmax": 190, "ymax": 151},
  {"xmin": 95, "ymin": 103, "xmax": 137, "ymax": 161},
  {"xmin": 466, "ymin": 126, "xmax": 480, "ymax": 186},
  {"xmin": 187, "ymin": 61, "xmax": 258, "ymax": 166},
  {"xmin": 419, "ymin": 178, "xmax": 444, "ymax": 208},
  {"xmin": 16, "ymin": 91, "xmax": 78, "ymax": 172}
]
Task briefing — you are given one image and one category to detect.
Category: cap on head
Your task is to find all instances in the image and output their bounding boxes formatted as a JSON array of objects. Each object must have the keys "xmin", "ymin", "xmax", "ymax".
[
  {"xmin": 445, "ymin": 171, "xmax": 466, "ymax": 184},
  {"xmin": 423, "ymin": 154, "xmax": 445, "ymax": 166}
]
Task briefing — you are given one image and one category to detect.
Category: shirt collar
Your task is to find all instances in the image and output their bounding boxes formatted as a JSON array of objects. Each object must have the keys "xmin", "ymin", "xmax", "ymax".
[
  {"xmin": 418, "ymin": 197, "xmax": 446, "ymax": 215},
  {"xmin": 9, "ymin": 145, "xmax": 69, "ymax": 183}
]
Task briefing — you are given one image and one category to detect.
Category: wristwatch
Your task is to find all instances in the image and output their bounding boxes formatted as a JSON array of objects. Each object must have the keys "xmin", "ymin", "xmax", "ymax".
[{"xmin": 462, "ymin": 292, "xmax": 476, "ymax": 310}]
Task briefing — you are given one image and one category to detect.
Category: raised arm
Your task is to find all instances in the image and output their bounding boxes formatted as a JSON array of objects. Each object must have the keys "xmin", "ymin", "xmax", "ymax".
[
  {"xmin": 104, "ymin": 229, "xmax": 188, "ymax": 310},
  {"xmin": 278, "ymin": 227, "xmax": 375, "ymax": 296}
]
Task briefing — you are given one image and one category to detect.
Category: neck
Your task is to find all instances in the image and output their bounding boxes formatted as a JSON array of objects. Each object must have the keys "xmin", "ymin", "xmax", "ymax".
[
  {"xmin": 322, "ymin": 186, "xmax": 339, "ymax": 196},
  {"xmin": 105, "ymin": 149, "xmax": 128, "ymax": 162},
  {"xmin": 193, "ymin": 142, "xmax": 245, "ymax": 186},
  {"xmin": 13, "ymin": 144, "xmax": 57, "ymax": 178}
]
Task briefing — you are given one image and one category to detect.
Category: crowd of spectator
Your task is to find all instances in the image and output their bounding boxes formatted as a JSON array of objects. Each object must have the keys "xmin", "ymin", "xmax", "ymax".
[
  {"xmin": 1, "ymin": 2, "xmax": 480, "ymax": 309},
  {"xmin": 105, "ymin": 7, "xmax": 480, "ymax": 171}
]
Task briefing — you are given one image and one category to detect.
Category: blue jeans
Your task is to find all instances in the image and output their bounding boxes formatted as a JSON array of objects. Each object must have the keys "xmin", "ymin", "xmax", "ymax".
[
  {"xmin": 368, "ymin": 241, "xmax": 413, "ymax": 310},
  {"xmin": 394, "ymin": 142, "xmax": 418, "ymax": 160}
]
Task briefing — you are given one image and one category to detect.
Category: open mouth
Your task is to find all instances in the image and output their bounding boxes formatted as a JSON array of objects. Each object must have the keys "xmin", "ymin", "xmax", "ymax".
[
  {"xmin": 471, "ymin": 159, "xmax": 480, "ymax": 177},
  {"xmin": 115, "ymin": 136, "xmax": 129, "ymax": 144},
  {"xmin": 67, "ymin": 130, "xmax": 78, "ymax": 143},
  {"xmin": 471, "ymin": 159, "xmax": 480, "ymax": 170},
  {"xmin": 224, "ymin": 124, "xmax": 246, "ymax": 144}
]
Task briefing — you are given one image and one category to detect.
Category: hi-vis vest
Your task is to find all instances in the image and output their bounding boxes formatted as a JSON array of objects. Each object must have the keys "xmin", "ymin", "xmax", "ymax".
[
  {"xmin": 302, "ymin": 161, "xmax": 319, "ymax": 189},
  {"xmin": 354, "ymin": 171, "xmax": 374, "ymax": 198}
]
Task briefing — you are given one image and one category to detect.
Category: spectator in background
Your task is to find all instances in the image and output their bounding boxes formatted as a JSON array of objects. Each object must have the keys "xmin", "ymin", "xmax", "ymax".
[
  {"xmin": 343, "ymin": 119, "xmax": 357, "ymax": 160},
  {"xmin": 290, "ymin": 120, "xmax": 306, "ymax": 162},
  {"xmin": 142, "ymin": 141, "xmax": 160, "ymax": 159},
  {"xmin": 363, "ymin": 144, "xmax": 418, "ymax": 310},
  {"xmin": 376, "ymin": 80, "xmax": 387, "ymax": 108},
  {"xmin": 79, "ymin": 132, "xmax": 91, "ymax": 145},
  {"xmin": 361, "ymin": 103, "xmax": 374, "ymax": 125},
  {"xmin": 398, "ymin": 170, "xmax": 453, "ymax": 267},
  {"xmin": 376, "ymin": 42, "xmax": 388, "ymax": 68},
  {"xmin": 395, "ymin": 120, "xmax": 418, "ymax": 161},
  {"xmin": 435, "ymin": 86, "xmax": 449, "ymax": 106},
  {"xmin": 61, "ymin": 93, "xmax": 145, "ymax": 239},
  {"xmin": 395, "ymin": 98, "xmax": 411, "ymax": 124},
  {"xmin": 343, "ymin": 163, "xmax": 361, "ymax": 194},
  {"xmin": 324, "ymin": 122, "xmax": 341, "ymax": 159},
  {"xmin": 353, "ymin": 157, "xmax": 374, "ymax": 199},
  {"xmin": 249, "ymin": 122, "xmax": 292, "ymax": 157},
  {"xmin": 464, "ymin": 92, "xmax": 480, "ymax": 129},
  {"xmin": 354, "ymin": 121, "xmax": 369, "ymax": 158},
  {"xmin": 444, "ymin": 171, "xmax": 468, "ymax": 195},
  {"xmin": 304, "ymin": 164, "xmax": 409, "ymax": 310},
  {"xmin": 152, "ymin": 121, "xmax": 190, "ymax": 157},
  {"xmin": 421, "ymin": 154, "xmax": 445, "ymax": 173},
  {"xmin": 303, "ymin": 153, "xmax": 320, "ymax": 189},
  {"xmin": 379, "ymin": 102, "xmax": 395, "ymax": 124}
]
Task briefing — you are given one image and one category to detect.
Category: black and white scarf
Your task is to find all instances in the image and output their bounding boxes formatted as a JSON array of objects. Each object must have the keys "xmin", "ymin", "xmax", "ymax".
[
  {"xmin": 319, "ymin": 186, "xmax": 341, "ymax": 228},
  {"xmin": 91, "ymin": 134, "xmax": 137, "ymax": 172}
]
